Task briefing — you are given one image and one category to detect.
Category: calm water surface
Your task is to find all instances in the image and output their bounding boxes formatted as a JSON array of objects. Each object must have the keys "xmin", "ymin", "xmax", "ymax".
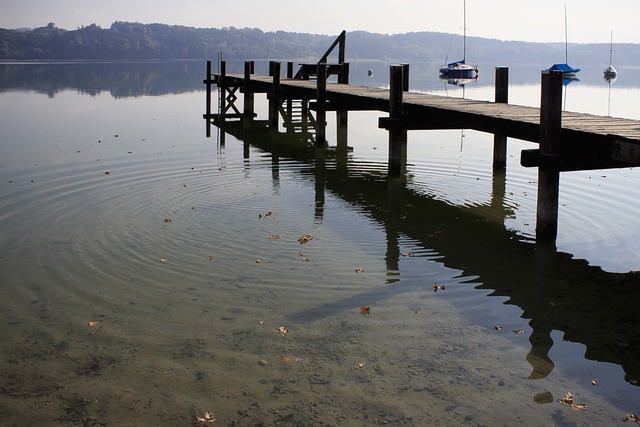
[{"xmin": 1, "ymin": 61, "xmax": 640, "ymax": 426}]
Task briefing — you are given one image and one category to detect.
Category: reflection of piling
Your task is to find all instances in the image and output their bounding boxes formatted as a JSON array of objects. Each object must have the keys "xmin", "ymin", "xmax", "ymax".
[
  {"xmin": 536, "ymin": 71, "xmax": 564, "ymax": 241},
  {"xmin": 493, "ymin": 67, "xmax": 509, "ymax": 170}
]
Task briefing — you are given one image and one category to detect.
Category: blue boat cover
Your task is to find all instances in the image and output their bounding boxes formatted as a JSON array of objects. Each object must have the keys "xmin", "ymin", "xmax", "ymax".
[{"xmin": 547, "ymin": 63, "xmax": 580, "ymax": 73}]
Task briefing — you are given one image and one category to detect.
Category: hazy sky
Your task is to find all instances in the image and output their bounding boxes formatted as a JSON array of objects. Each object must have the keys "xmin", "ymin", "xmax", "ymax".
[{"xmin": 2, "ymin": 0, "xmax": 638, "ymax": 44}]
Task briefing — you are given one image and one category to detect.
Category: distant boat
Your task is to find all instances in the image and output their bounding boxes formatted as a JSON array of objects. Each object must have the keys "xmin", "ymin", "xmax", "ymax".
[
  {"xmin": 604, "ymin": 31, "xmax": 617, "ymax": 79},
  {"xmin": 439, "ymin": 0, "xmax": 478, "ymax": 80},
  {"xmin": 547, "ymin": 4, "xmax": 579, "ymax": 78}
]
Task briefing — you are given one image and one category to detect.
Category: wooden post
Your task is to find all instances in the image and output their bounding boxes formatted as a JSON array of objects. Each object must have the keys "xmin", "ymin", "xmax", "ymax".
[
  {"xmin": 205, "ymin": 60, "xmax": 212, "ymax": 117},
  {"xmin": 205, "ymin": 60, "xmax": 212, "ymax": 137},
  {"xmin": 388, "ymin": 65, "xmax": 406, "ymax": 176},
  {"xmin": 269, "ymin": 62, "xmax": 281, "ymax": 129},
  {"xmin": 493, "ymin": 67, "xmax": 509, "ymax": 170},
  {"xmin": 339, "ymin": 63, "xmax": 350, "ymax": 84},
  {"xmin": 536, "ymin": 70, "xmax": 564, "ymax": 241},
  {"xmin": 401, "ymin": 64, "xmax": 410, "ymax": 91},
  {"xmin": 243, "ymin": 61, "xmax": 254, "ymax": 121},
  {"xmin": 219, "ymin": 60, "xmax": 227, "ymax": 118},
  {"xmin": 287, "ymin": 62, "xmax": 294, "ymax": 78},
  {"xmin": 316, "ymin": 62, "xmax": 327, "ymax": 145}
]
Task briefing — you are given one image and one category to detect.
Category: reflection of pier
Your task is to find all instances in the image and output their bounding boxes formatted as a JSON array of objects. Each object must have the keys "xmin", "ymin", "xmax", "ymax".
[{"xmin": 205, "ymin": 95, "xmax": 640, "ymax": 386}]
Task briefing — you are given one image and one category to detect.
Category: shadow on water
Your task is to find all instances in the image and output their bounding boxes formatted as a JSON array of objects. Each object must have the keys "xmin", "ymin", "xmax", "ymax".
[{"xmin": 209, "ymin": 107, "xmax": 640, "ymax": 388}]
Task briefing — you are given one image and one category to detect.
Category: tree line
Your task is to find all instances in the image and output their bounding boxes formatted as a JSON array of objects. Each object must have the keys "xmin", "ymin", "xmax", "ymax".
[{"xmin": 1, "ymin": 22, "xmax": 639, "ymax": 66}]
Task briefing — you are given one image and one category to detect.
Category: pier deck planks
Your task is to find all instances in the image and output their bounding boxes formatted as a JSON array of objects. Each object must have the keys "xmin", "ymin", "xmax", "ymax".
[{"xmin": 219, "ymin": 73, "xmax": 640, "ymax": 150}]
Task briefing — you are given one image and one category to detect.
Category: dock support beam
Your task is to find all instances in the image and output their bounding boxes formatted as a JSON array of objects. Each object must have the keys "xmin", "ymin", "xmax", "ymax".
[
  {"xmin": 388, "ymin": 65, "xmax": 407, "ymax": 177},
  {"xmin": 269, "ymin": 61, "xmax": 281, "ymax": 129},
  {"xmin": 316, "ymin": 63, "xmax": 327, "ymax": 145},
  {"xmin": 243, "ymin": 61, "xmax": 255, "ymax": 122},
  {"xmin": 536, "ymin": 70, "xmax": 564, "ymax": 241},
  {"xmin": 493, "ymin": 67, "xmax": 509, "ymax": 170}
]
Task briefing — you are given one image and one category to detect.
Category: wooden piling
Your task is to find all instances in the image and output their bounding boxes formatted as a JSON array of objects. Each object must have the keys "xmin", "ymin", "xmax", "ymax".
[
  {"xmin": 269, "ymin": 62, "xmax": 281, "ymax": 128},
  {"xmin": 493, "ymin": 67, "xmax": 509, "ymax": 170},
  {"xmin": 316, "ymin": 63, "xmax": 327, "ymax": 145},
  {"xmin": 287, "ymin": 62, "xmax": 294, "ymax": 79},
  {"xmin": 401, "ymin": 64, "xmax": 410, "ymax": 92},
  {"xmin": 243, "ymin": 61, "xmax": 255, "ymax": 120},
  {"xmin": 388, "ymin": 65, "xmax": 406, "ymax": 176},
  {"xmin": 536, "ymin": 70, "xmax": 564, "ymax": 241}
]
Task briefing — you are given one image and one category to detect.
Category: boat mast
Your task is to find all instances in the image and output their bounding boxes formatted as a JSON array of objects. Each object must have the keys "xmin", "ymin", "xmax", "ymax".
[
  {"xmin": 463, "ymin": 0, "xmax": 467, "ymax": 62},
  {"xmin": 609, "ymin": 30, "xmax": 614, "ymax": 66},
  {"xmin": 564, "ymin": 3, "xmax": 568, "ymax": 64}
]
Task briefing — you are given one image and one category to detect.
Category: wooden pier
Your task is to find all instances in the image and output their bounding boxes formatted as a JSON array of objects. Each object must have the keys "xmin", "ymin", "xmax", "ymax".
[{"xmin": 203, "ymin": 35, "xmax": 640, "ymax": 242}]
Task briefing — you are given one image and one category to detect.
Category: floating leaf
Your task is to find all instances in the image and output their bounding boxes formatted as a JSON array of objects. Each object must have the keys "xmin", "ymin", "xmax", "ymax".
[
  {"xmin": 433, "ymin": 282, "xmax": 445, "ymax": 292},
  {"xmin": 87, "ymin": 321, "xmax": 97, "ymax": 327},
  {"xmin": 623, "ymin": 413, "xmax": 640, "ymax": 423},
  {"xmin": 278, "ymin": 326, "xmax": 288, "ymax": 336},
  {"xmin": 494, "ymin": 325, "xmax": 503, "ymax": 330},
  {"xmin": 401, "ymin": 252, "xmax": 415, "ymax": 257},
  {"xmin": 255, "ymin": 259, "xmax": 262, "ymax": 264},
  {"xmin": 163, "ymin": 218, "xmax": 172, "ymax": 223},
  {"xmin": 298, "ymin": 234, "xmax": 314, "ymax": 244},
  {"xmin": 591, "ymin": 379, "xmax": 598, "ymax": 385},
  {"xmin": 160, "ymin": 258, "xmax": 168, "ymax": 263},
  {"xmin": 268, "ymin": 234, "xmax": 282, "ymax": 239},
  {"xmin": 359, "ymin": 305, "xmax": 371, "ymax": 315},
  {"xmin": 513, "ymin": 329, "xmax": 526, "ymax": 334},
  {"xmin": 558, "ymin": 392, "xmax": 587, "ymax": 410},
  {"xmin": 194, "ymin": 411, "xmax": 216, "ymax": 424},
  {"xmin": 355, "ymin": 267, "xmax": 364, "ymax": 273}
]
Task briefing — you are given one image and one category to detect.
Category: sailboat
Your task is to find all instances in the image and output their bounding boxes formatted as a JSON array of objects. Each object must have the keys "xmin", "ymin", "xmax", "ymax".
[
  {"xmin": 603, "ymin": 31, "xmax": 617, "ymax": 79},
  {"xmin": 547, "ymin": 4, "xmax": 579, "ymax": 78},
  {"xmin": 439, "ymin": 0, "xmax": 478, "ymax": 79}
]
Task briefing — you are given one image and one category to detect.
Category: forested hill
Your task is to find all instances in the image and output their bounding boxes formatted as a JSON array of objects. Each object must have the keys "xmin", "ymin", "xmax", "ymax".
[{"xmin": 2, "ymin": 22, "xmax": 640, "ymax": 66}]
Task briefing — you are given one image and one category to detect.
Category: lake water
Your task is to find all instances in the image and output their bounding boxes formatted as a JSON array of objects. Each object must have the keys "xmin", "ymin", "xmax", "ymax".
[{"xmin": 1, "ymin": 60, "xmax": 640, "ymax": 426}]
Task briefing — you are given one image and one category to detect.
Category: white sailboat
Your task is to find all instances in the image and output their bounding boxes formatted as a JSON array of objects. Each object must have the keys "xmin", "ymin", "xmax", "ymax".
[
  {"xmin": 604, "ymin": 30, "xmax": 617, "ymax": 79},
  {"xmin": 439, "ymin": 0, "xmax": 478, "ymax": 80}
]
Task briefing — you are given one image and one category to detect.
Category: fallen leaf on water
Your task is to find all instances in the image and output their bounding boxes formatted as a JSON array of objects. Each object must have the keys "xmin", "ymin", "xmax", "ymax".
[
  {"xmin": 255, "ymin": 259, "xmax": 262, "ymax": 264},
  {"xmin": 208, "ymin": 256, "xmax": 214, "ymax": 261},
  {"xmin": 433, "ymin": 282, "xmax": 445, "ymax": 291},
  {"xmin": 591, "ymin": 379, "xmax": 598, "ymax": 385},
  {"xmin": 558, "ymin": 392, "xmax": 587, "ymax": 410},
  {"xmin": 160, "ymin": 258, "xmax": 168, "ymax": 263},
  {"xmin": 298, "ymin": 234, "xmax": 314, "ymax": 244},
  {"xmin": 401, "ymin": 252, "xmax": 415, "ymax": 257},
  {"xmin": 623, "ymin": 413, "xmax": 640, "ymax": 423},
  {"xmin": 194, "ymin": 411, "xmax": 216, "ymax": 424},
  {"xmin": 359, "ymin": 306, "xmax": 371, "ymax": 315},
  {"xmin": 494, "ymin": 325, "xmax": 503, "ymax": 330},
  {"xmin": 357, "ymin": 362, "xmax": 366, "ymax": 368},
  {"xmin": 355, "ymin": 267, "xmax": 364, "ymax": 273},
  {"xmin": 163, "ymin": 218, "xmax": 172, "ymax": 223},
  {"xmin": 513, "ymin": 329, "xmax": 526, "ymax": 334},
  {"xmin": 258, "ymin": 211, "xmax": 274, "ymax": 219},
  {"xmin": 278, "ymin": 326, "xmax": 288, "ymax": 336},
  {"xmin": 87, "ymin": 321, "xmax": 97, "ymax": 327},
  {"xmin": 268, "ymin": 234, "xmax": 282, "ymax": 239}
]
